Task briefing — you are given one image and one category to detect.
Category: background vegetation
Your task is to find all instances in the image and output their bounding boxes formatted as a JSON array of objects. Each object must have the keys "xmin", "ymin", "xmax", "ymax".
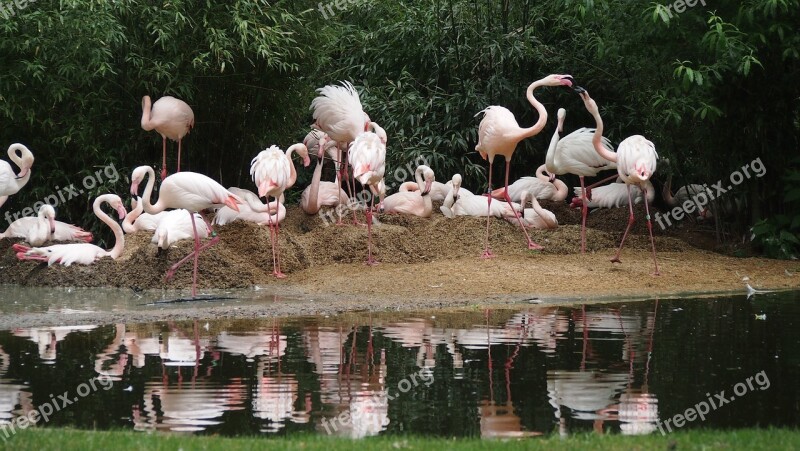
[{"xmin": 0, "ymin": 0, "xmax": 797, "ymax": 257}]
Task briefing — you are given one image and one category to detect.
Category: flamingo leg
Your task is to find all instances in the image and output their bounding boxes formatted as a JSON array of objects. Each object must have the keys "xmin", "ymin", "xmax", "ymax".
[
  {"xmin": 642, "ymin": 185, "xmax": 661, "ymax": 276},
  {"xmin": 274, "ymin": 204, "xmax": 285, "ymax": 278},
  {"xmin": 267, "ymin": 196, "xmax": 286, "ymax": 279},
  {"xmin": 177, "ymin": 138, "xmax": 182, "ymax": 173},
  {"xmin": 165, "ymin": 212, "xmax": 220, "ymax": 298},
  {"xmin": 365, "ymin": 188, "xmax": 378, "ymax": 266},
  {"xmin": 580, "ymin": 176, "xmax": 588, "ymax": 254},
  {"xmin": 611, "ymin": 185, "xmax": 636, "ymax": 264},
  {"xmin": 482, "ymin": 160, "xmax": 495, "ymax": 259},
  {"xmin": 502, "ymin": 161, "xmax": 543, "ymax": 251},
  {"xmin": 161, "ymin": 137, "xmax": 168, "ymax": 181},
  {"xmin": 584, "ymin": 174, "xmax": 618, "ymax": 201}
]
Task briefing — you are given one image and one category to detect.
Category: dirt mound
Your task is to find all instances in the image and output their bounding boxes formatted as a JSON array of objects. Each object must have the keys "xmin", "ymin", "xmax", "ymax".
[{"xmin": 0, "ymin": 201, "xmax": 696, "ymax": 290}]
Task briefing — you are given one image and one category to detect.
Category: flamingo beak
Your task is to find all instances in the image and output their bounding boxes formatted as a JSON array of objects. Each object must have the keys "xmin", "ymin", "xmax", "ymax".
[
  {"xmin": 303, "ymin": 154, "xmax": 311, "ymax": 167},
  {"xmin": 226, "ymin": 194, "xmax": 241, "ymax": 213},
  {"xmin": 560, "ymin": 75, "xmax": 575, "ymax": 88},
  {"xmin": 548, "ymin": 173, "xmax": 556, "ymax": 183},
  {"xmin": 116, "ymin": 204, "xmax": 127, "ymax": 220},
  {"xmin": 16, "ymin": 166, "xmax": 30, "ymax": 179},
  {"xmin": 422, "ymin": 179, "xmax": 433, "ymax": 195},
  {"xmin": 49, "ymin": 217, "xmax": 56, "ymax": 234},
  {"xmin": 130, "ymin": 181, "xmax": 140, "ymax": 196}
]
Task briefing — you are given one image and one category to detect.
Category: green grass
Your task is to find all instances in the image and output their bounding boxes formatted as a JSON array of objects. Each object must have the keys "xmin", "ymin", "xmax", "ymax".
[{"xmin": 3, "ymin": 428, "xmax": 800, "ymax": 450}]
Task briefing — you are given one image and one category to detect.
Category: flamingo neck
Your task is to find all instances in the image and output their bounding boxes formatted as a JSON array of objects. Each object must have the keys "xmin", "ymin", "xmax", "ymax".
[
  {"xmin": 285, "ymin": 146, "xmax": 300, "ymax": 189},
  {"xmin": 123, "ymin": 199, "xmax": 144, "ymax": 233},
  {"xmin": 95, "ymin": 199, "xmax": 125, "ymax": 259},
  {"xmin": 306, "ymin": 153, "xmax": 324, "ymax": 214},
  {"xmin": 140, "ymin": 167, "xmax": 167, "ymax": 214},
  {"xmin": 531, "ymin": 198, "xmax": 557, "ymax": 229},
  {"xmin": 8, "ymin": 144, "xmax": 33, "ymax": 185},
  {"xmin": 518, "ymin": 80, "xmax": 548, "ymax": 140},
  {"xmin": 590, "ymin": 108, "xmax": 617, "ymax": 163},
  {"xmin": 544, "ymin": 116, "xmax": 560, "ymax": 174},
  {"xmin": 141, "ymin": 96, "xmax": 154, "ymax": 131},
  {"xmin": 535, "ymin": 164, "xmax": 550, "ymax": 183}
]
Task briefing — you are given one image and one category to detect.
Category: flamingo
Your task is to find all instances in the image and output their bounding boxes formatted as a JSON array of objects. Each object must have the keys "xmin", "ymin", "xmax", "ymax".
[
  {"xmin": 152, "ymin": 209, "xmax": 210, "ymax": 250},
  {"xmin": 545, "ymin": 107, "xmax": 617, "ymax": 253},
  {"xmin": 141, "ymin": 95, "xmax": 195, "ymax": 180},
  {"xmin": 214, "ymin": 187, "xmax": 286, "ymax": 226},
  {"xmin": 397, "ymin": 172, "xmax": 464, "ymax": 203},
  {"xmin": 251, "ymin": 144, "xmax": 309, "ymax": 278},
  {"xmin": 381, "ymin": 165, "xmax": 434, "ymax": 217},
  {"xmin": 0, "ymin": 143, "xmax": 34, "ymax": 208},
  {"xmin": 300, "ymin": 142, "xmax": 348, "ymax": 216},
  {"xmin": 490, "ymin": 164, "xmax": 569, "ymax": 203},
  {"xmin": 130, "ymin": 166, "xmax": 242, "ymax": 296},
  {"xmin": 442, "ymin": 185, "xmax": 518, "ymax": 219},
  {"xmin": 1, "ymin": 205, "xmax": 92, "ymax": 246},
  {"xmin": 570, "ymin": 179, "xmax": 654, "ymax": 210},
  {"xmin": 13, "ymin": 194, "xmax": 126, "ymax": 266},
  {"xmin": 580, "ymin": 90, "xmax": 660, "ymax": 275},
  {"xmin": 475, "ymin": 74, "xmax": 577, "ymax": 257},
  {"xmin": 123, "ymin": 196, "xmax": 166, "ymax": 233},
  {"xmin": 663, "ymin": 173, "xmax": 713, "ymax": 219},
  {"xmin": 515, "ymin": 193, "xmax": 558, "ymax": 230},
  {"xmin": 349, "ymin": 131, "xmax": 387, "ymax": 265}
]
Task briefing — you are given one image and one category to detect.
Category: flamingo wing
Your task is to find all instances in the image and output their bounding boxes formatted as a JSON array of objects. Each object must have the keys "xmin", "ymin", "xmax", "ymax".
[
  {"xmin": 250, "ymin": 146, "xmax": 292, "ymax": 199},
  {"xmin": 311, "ymin": 82, "xmax": 368, "ymax": 143},
  {"xmin": 556, "ymin": 128, "xmax": 617, "ymax": 176}
]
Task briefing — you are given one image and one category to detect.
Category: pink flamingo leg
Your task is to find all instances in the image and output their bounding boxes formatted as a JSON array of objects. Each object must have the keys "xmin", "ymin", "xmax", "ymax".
[
  {"xmin": 274, "ymin": 208, "xmax": 286, "ymax": 278},
  {"xmin": 266, "ymin": 197, "xmax": 285, "ymax": 279},
  {"xmin": 642, "ymin": 185, "xmax": 661, "ymax": 275},
  {"xmin": 177, "ymin": 138, "xmax": 182, "ymax": 173},
  {"xmin": 583, "ymin": 174, "xmax": 618, "ymax": 201},
  {"xmin": 580, "ymin": 176, "xmax": 588, "ymax": 254},
  {"xmin": 365, "ymin": 193, "xmax": 378, "ymax": 266},
  {"xmin": 165, "ymin": 212, "xmax": 219, "ymax": 298},
  {"xmin": 501, "ymin": 161, "xmax": 543, "ymax": 251},
  {"xmin": 611, "ymin": 185, "xmax": 636, "ymax": 264},
  {"xmin": 482, "ymin": 160, "xmax": 495, "ymax": 259},
  {"xmin": 161, "ymin": 137, "xmax": 168, "ymax": 180}
]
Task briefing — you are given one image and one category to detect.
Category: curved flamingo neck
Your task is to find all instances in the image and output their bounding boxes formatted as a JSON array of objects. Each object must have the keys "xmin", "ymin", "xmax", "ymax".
[
  {"xmin": 305, "ymin": 153, "xmax": 324, "ymax": 214},
  {"xmin": 141, "ymin": 96, "xmax": 154, "ymax": 131},
  {"xmin": 285, "ymin": 144, "xmax": 305, "ymax": 189},
  {"xmin": 94, "ymin": 196, "xmax": 125, "ymax": 259},
  {"xmin": 589, "ymin": 106, "xmax": 617, "ymax": 163},
  {"xmin": 8, "ymin": 144, "xmax": 33, "ymax": 184},
  {"xmin": 139, "ymin": 167, "xmax": 168, "ymax": 214},
  {"xmin": 123, "ymin": 198, "xmax": 144, "ymax": 233},
  {"xmin": 544, "ymin": 120, "xmax": 560, "ymax": 174},
  {"xmin": 519, "ymin": 80, "xmax": 549, "ymax": 140},
  {"xmin": 535, "ymin": 164, "xmax": 550, "ymax": 183},
  {"xmin": 531, "ymin": 198, "xmax": 557, "ymax": 229}
]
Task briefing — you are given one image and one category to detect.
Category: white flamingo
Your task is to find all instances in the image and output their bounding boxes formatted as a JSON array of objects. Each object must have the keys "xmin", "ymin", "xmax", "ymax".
[
  {"xmin": 515, "ymin": 193, "xmax": 558, "ymax": 230},
  {"xmin": 382, "ymin": 165, "xmax": 435, "ymax": 217},
  {"xmin": 491, "ymin": 164, "xmax": 569, "ymax": 203},
  {"xmin": 545, "ymin": 107, "xmax": 616, "ymax": 253},
  {"xmin": 349, "ymin": 131, "xmax": 387, "ymax": 265},
  {"xmin": 130, "ymin": 166, "xmax": 242, "ymax": 296},
  {"xmin": 581, "ymin": 90, "xmax": 660, "ymax": 275},
  {"xmin": 475, "ymin": 74, "xmax": 577, "ymax": 257},
  {"xmin": 152, "ymin": 209, "xmax": 210, "ymax": 250},
  {"xmin": 14, "ymin": 194, "xmax": 126, "ymax": 266},
  {"xmin": 214, "ymin": 187, "xmax": 286, "ymax": 226},
  {"xmin": 2, "ymin": 205, "xmax": 92, "ymax": 246},
  {"xmin": 123, "ymin": 196, "xmax": 166, "ymax": 233},
  {"xmin": 570, "ymin": 179, "xmax": 654, "ymax": 210},
  {"xmin": 441, "ymin": 175, "xmax": 517, "ymax": 219},
  {"xmin": 141, "ymin": 95, "xmax": 195, "ymax": 180},
  {"xmin": 0, "ymin": 143, "xmax": 34, "ymax": 208}
]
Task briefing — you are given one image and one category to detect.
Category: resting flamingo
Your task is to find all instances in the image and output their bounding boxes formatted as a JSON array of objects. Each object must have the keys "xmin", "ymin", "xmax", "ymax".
[
  {"xmin": 663, "ymin": 173, "xmax": 713, "ymax": 219},
  {"xmin": 251, "ymin": 144, "xmax": 308, "ymax": 278},
  {"xmin": 2, "ymin": 205, "xmax": 92, "ymax": 246},
  {"xmin": 152, "ymin": 209, "xmax": 210, "ymax": 250},
  {"xmin": 123, "ymin": 196, "xmax": 166, "ymax": 233},
  {"xmin": 214, "ymin": 187, "xmax": 286, "ymax": 226},
  {"xmin": 382, "ymin": 165, "xmax": 434, "ymax": 218},
  {"xmin": 545, "ymin": 107, "xmax": 616, "ymax": 253},
  {"xmin": 349, "ymin": 131, "xmax": 386, "ymax": 265},
  {"xmin": 490, "ymin": 164, "xmax": 568, "ymax": 203},
  {"xmin": 515, "ymin": 193, "xmax": 558, "ymax": 230},
  {"xmin": 14, "ymin": 194, "xmax": 126, "ymax": 266},
  {"xmin": 301, "ymin": 141, "xmax": 348, "ymax": 216},
  {"xmin": 141, "ymin": 95, "xmax": 195, "ymax": 180},
  {"xmin": 570, "ymin": 179, "xmax": 654, "ymax": 210},
  {"xmin": 442, "ymin": 183, "xmax": 518, "ymax": 219},
  {"xmin": 130, "ymin": 166, "xmax": 242, "ymax": 296},
  {"xmin": 0, "ymin": 143, "xmax": 34, "ymax": 208},
  {"xmin": 581, "ymin": 90, "xmax": 660, "ymax": 274},
  {"xmin": 475, "ymin": 74, "xmax": 577, "ymax": 257}
]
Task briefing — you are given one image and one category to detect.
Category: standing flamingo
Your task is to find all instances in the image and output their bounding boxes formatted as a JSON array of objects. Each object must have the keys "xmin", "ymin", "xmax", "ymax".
[
  {"xmin": 141, "ymin": 95, "xmax": 195, "ymax": 180},
  {"xmin": 14, "ymin": 194, "xmax": 126, "ymax": 266},
  {"xmin": 0, "ymin": 143, "xmax": 34, "ymax": 208},
  {"xmin": 491, "ymin": 164, "xmax": 569, "ymax": 203},
  {"xmin": 348, "ymin": 131, "xmax": 386, "ymax": 265},
  {"xmin": 580, "ymin": 90, "xmax": 660, "ymax": 275},
  {"xmin": 475, "ymin": 74, "xmax": 577, "ymax": 257},
  {"xmin": 301, "ymin": 142, "xmax": 348, "ymax": 216},
  {"xmin": 130, "ymin": 166, "xmax": 242, "ymax": 296},
  {"xmin": 251, "ymin": 144, "xmax": 308, "ymax": 278},
  {"xmin": 544, "ymin": 107, "xmax": 617, "ymax": 253},
  {"xmin": 2, "ymin": 205, "xmax": 92, "ymax": 245}
]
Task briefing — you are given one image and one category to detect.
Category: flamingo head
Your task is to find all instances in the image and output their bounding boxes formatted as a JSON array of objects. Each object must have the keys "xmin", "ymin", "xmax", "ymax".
[
  {"xmin": 370, "ymin": 122, "xmax": 388, "ymax": 145},
  {"xmin": 548, "ymin": 172, "xmax": 556, "ymax": 183},
  {"xmin": 108, "ymin": 197, "xmax": 128, "ymax": 220},
  {"xmin": 556, "ymin": 108, "xmax": 566, "ymax": 132},
  {"xmin": 11, "ymin": 144, "xmax": 34, "ymax": 179},
  {"xmin": 291, "ymin": 143, "xmax": 311, "ymax": 168},
  {"xmin": 451, "ymin": 174, "xmax": 462, "ymax": 201},
  {"xmin": 632, "ymin": 160, "xmax": 652, "ymax": 181},
  {"xmin": 39, "ymin": 204, "xmax": 56, "ymax": 234},
  {"xmin": 130, "ymin": 166, "xmax": 149, "ymax": 196},
  {"xmin": 418, "ymin": 165, "xmax": 435, "ymax": 196},
  {"xmin": 578, "ymin": 91, "xmax": 599, "ymax": 116},
  {"xmin": 540, "ymin": 74, "xmax": 577, "ymax": 89}
]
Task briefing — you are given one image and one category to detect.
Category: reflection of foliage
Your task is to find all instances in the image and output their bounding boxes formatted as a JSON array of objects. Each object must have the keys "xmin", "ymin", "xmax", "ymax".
[
  {"xmin": 0, "ymin": 0, "xmax": 798, "ymax": 255},
  {"xmin": 751, "ymin": 160, "xmax": 800, "ymax": 259}
]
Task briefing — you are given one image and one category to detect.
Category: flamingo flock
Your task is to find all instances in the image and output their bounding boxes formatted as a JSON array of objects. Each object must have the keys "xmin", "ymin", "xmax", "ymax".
[{"xmin": 0, "ymin": 74, "xmax": 673, "ymax": 296}]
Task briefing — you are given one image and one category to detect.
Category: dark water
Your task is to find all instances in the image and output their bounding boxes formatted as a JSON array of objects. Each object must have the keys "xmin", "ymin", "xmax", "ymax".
[{"xmin": 0, "ymin": 291, "xmax": 798, "ymax": 438}]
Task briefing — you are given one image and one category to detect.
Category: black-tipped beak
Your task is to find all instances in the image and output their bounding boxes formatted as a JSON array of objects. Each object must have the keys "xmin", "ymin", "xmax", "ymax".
[{"xmin": 573, "ymin": 85, "xmax": 586, "ymax": 94}]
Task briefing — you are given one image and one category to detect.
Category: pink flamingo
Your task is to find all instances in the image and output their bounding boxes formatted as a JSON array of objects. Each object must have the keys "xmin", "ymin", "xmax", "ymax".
[
  {"xmin": 300, "ymin": 142, "xmax": 348, "ymax": 216},
  {"xmin": 570, "ymin": 179, "xmax": 654, "ymax": 210},
  {"xmin": 490, "ymin": 164, "xmax": 568, "ymax": 203},
  {"xmin": 14, "ymin": 194, "xmax": 126, "ymax": 266},
  {"xmin": 348, "ymin": 131, "xmax": 387, "ymax": 265},
  {"xmin": 214, "ymin": 187, "xmax": 286, "ymax": 226},
  {"xmin": 0, "ymin": 143, "xmax": 34, "ymax": 208},
  {"xmin": 516, "ymin": 193, "xmax": 559, "ymax": 230},
  {"xmin": 141, "ymin": 95, "xmax": 195, "ymax": 180},
  {"xmin": 2, "ymin": 204, "xmax": 92, "ymax": 246},
  {"xmin": 382, "ymin": 165, "xmax": 435, "ymax": 217},
  {"xmin": 130, "ymin": 166, "xmax": 242, "ymax": 296},
  {"xmin": 251, "ymin": 144, "xmax": 309, "ymax": 278},
  {"xmin": 580, "ymin": 90, "xmax": 660, "ymax": 275},
  {"xmin": 545, "ymin": 107, "xmax": 617, "ymax": 253},
  {"xmin": 475, "ymin": 74, "xmax": 577, "ymax": 258},
  {"xmin": 152, "ymin": 209, "xmax": 210, "ymax": 250}
]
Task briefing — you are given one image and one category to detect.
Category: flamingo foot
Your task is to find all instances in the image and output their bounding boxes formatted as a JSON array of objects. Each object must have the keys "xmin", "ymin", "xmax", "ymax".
[
  {"xmin": 273, "ymin": 271, "xmax": 287, "ymax": 279},
  {"xmin": 527, "ymin": 242, "xmax": 544, "ymax": 251},
  {"xmin": 481, "ymin": 249, "xmax": 495, "ymax": 259},
  {"xmin": 365, "ymin": 258, "xmax": 380, "ymax": 266},
  {"xmin": 610, "ymin": 256, "xmax": 622, "ymax": 264},
  {"xmin": 652, "ymin": 270, "xmax": 661, "ymax": 276}
]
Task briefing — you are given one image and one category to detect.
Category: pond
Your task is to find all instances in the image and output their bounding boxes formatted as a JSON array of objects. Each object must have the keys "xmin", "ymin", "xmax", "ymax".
[{"xmin": 0, "ymin": 289, "xmax": 797, "ymax": 439}]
